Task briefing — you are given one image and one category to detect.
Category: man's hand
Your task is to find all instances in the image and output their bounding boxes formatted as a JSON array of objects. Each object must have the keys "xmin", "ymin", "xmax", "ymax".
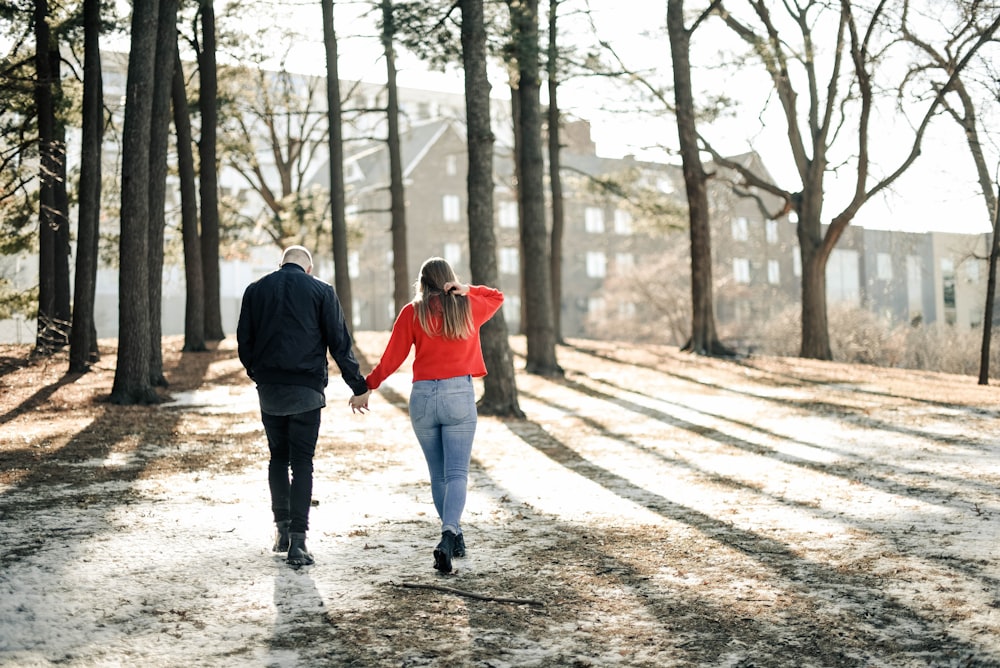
[{"xmin": 349, "ymin": 390, "xmax": 371, "ymax": 414}]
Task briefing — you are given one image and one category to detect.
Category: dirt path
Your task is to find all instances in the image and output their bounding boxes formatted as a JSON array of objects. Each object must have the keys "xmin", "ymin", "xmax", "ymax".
[{"xmin": 1, "ymin": 335, "xmax": 998, "ymax": 667}]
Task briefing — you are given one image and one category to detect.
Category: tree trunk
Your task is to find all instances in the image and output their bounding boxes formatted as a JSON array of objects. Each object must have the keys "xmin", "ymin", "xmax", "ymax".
[
  {"xmin": 198, "ymin": 0, "xmax": 224, "ymax": 341},
  {"xmin": 34, "ymin": 0, "xmax": 70, "ymax": 355},
  {"xmin": 69, "ymin": 0, "xmax": 103, "ymax": 372},
  {"xmin": 111, "ymin": 0, "xmax": 161, "ymax": 405},
  {"xmin": 979, "ymin": 183, "xmax": 1000, "ymax": 385},
  {"xmin": 462, "ymin": 0, "xmax": 523, "ymax": 418},
  {"xmin": 798, "ymin": 218, "xmax": 831, "ymax": 360},
  {"xmin": 546, "ymin": 0, "xmax": 564, "ymax": 344},
  {"xmin": 510, "ymin": 0, "xmax": 561, "ymax": 377},
  {"xmin": 172, "ymin": 46, "xmax": 206, "ymax": 352},
  {"xmin": 321, "ymin": 0, "xmax": 353, "ymax": 328},
  {"xmin": 382, "ymin": 0, "xmax": 409, "ymax": 315},
  {"xmin": 667, "ymin": 0, "xmax": 728, "ymax": 356},
  {"xmin": 146, "ymin": 0, "xmax": 178, "ymax": 387},
  {"xmin": 51, "ymin": 43, "xmax": 72, "ymax": 352}
]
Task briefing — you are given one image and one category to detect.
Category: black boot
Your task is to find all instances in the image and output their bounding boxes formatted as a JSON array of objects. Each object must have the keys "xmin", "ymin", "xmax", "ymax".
[
  {"xmin": 433, "ymin": 531, "xmax": 457, "ymax": 573},
  {"xmin": 287, "ymin": 532, "xmax": 314, "ymax": 566},
  {"xmin": 453, "ymin": 532, "xmax": 466, "ymax": 558},
  {"xmin": 272, "ymin": 520, "xmax": 290, "ymax": 553}
]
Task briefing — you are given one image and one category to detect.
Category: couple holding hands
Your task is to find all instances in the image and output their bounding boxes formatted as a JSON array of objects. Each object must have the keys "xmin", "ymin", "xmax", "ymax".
[{"xmin": 237, "ymin": 247, "xmax": 503, "ymax": 573}]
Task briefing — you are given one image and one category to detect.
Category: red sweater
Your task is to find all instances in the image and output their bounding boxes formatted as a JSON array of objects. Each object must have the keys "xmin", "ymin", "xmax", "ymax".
[{"xmin": 365, "ymin": 285, "xmax": 504, "ymax": 390}]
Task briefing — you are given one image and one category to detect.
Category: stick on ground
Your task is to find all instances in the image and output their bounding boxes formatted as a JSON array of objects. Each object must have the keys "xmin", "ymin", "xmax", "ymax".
[{"xmin": 390, "ymin": 581, "xmax": 545, "ymax": 607}]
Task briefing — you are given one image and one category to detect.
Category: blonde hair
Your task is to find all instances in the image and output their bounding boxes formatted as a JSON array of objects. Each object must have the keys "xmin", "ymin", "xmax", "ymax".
[{"xmin": 413, "ymin": 257, "xmax": 474, "ymax": 339}]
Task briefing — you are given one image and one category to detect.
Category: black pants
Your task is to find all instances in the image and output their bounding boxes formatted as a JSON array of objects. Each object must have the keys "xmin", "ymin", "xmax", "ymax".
[{"xmin": 261, "ymin": 408, "xmax": 321, "ymax": 534}]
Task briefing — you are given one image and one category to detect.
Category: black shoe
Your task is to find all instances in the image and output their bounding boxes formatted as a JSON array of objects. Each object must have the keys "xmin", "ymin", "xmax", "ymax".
[
  {"xmin": 453, "ymin": 532, "xmax": 466, "ymax": 558},
  {"xmin": 273, "ymin": 520, "xmax": 290, "ymax": 553},
  {"xmin": 433, "ymin": 531, "xmax": 456, "ymax": 573},
  {"xmin": 287, "ymin": 532, "xmax": 314, "ymax": 566}
]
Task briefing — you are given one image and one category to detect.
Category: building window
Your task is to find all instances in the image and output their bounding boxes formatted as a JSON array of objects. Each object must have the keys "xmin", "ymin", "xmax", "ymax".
[
  {"xmin": 765, "ymin": 219, "xmax": 778, "ymax": 244},
  {"xmin": 445, "ymin": 154, "xmax": 458, "ymax": 176},
  {"xmin": 586, "ymin": 251, "xmax": 607, "ymax": 278},
  {"xmin": 732, "ymin": 217, "xmax": 749, "ymax": 241},
  {"xmin": 656, "ymin": 177, "xmax": 674, "ymax": 194},
  {"xmin": 585, "ymin": 207, "xmax": 605, "ymax": 233},
  {"xmin": 877, "ymin": 252, "xmax": 893, "ymax": 281},
  {"xmin": 444, "ymin": 243, "xmax": 461, "ymax": 267},
  {"xmin": 614, "ymin": 209, "xmax": 633, "ymax": 234},
  {"xmin": 767, "ymin": 259, "xmax": 780, "ymax": 285},
  {"xmin": 792, "ymin": 249, "xmax": 802, "ymax": 277},
  {"xmin": 907, "ymin": 255, "xmax": 923, "ymax": 321},
  {"xmin": 942, "ymin": 258, "xmax": 956, "ymax": 309},
  {"xmin": 615, "ymin": 252, "xmax": 635, "ymax": 273},
  {"xmin": 964, "ymin": 259, "xmax": 981, "ymax": 284},
  {"xmin": 352, "ymin": 297, "xmax": 362, "ymax": 329},
  {"xmin": 733, "ymin": 257, "xmax": 750, "ymax": 284},
  {"xmin": 588, "ymin": 296, "xmax": 606, "ymax": 315},
  {"xmin": 828, "ymin": 249, "xmax": 861, "ymax": 305},
  {"xmin": 499, "ymin": 201, "xmax": 518, "ymax": 228},
  {"xmin": 443, "ymin": 194, "xmax": 461, "ymax": 222},
  {"xmin": 503, "ymin": 295, "xmax": 521, "ymax": 324},
  {"xmin": 348, "ymin": 250, "xmax": 360, "ymax": 279},
  {"xmin": 499, "ymin": 247, "xmax": 519, "ymax": 274}
]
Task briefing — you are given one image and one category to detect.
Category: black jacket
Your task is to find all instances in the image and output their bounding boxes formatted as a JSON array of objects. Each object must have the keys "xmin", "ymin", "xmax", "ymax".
[{"xmin": 236, "ymin": 263, "xmax": 368, "ymax": 396}]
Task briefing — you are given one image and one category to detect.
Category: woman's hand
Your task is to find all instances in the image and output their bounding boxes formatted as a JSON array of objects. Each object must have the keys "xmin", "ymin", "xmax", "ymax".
[
  {"xmin": 443, "ymin": 281, "xmax": 469, "ymax": 296},
  {"xmin": 349, "ymin": 390, "xmax": 371, "ymax": 414}
]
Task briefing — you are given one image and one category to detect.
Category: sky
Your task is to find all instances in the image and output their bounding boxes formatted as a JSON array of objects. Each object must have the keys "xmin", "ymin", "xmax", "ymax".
[{"xmin": 187, "ymin": 0, "xmax": 998, "ymax": 237}]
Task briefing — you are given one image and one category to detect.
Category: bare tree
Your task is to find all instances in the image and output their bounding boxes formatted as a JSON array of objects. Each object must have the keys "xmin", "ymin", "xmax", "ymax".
[
  {"xmin": 711, "ymin": 0, "xmax": 1000, "ymax": 359},
  {"xmin": 219, "ymin": 64, "xmax": 331, "ymax": 249},
  {"xmin": 668, "ymin": 0, "xmax": 729, "ymax": 355}
]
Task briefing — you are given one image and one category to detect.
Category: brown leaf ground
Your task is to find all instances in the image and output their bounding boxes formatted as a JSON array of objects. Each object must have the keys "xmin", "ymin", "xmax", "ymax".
[{"xmin": 1, "ymin": 334, "xmax": 999, "ymax": 667}]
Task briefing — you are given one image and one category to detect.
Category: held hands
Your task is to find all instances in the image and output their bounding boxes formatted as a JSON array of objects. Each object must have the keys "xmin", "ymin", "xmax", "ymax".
[
  {"xmin": 443, "ymin": 281, "xmax": 469, "ymax": 296},
  {"xmin": 349, "ymin": 390, "xmax": 371, "ymax": 414}
]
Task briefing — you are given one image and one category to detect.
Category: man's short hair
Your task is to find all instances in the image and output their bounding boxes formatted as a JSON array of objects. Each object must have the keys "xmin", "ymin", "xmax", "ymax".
[{"xmin": 281, "ymin": 245, "xmax": 313, "ymax": 270}]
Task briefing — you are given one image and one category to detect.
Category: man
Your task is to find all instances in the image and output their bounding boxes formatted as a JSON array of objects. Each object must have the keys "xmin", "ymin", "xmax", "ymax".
[{"xmin": 237, "ymin": 245, "xmax": 371, "ymax": 566}]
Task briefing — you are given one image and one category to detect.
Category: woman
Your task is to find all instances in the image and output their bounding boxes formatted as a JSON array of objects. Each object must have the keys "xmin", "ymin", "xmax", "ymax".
[{"xmin": 363, "ymin": 257, "xmax": 504, "ymax": 573}]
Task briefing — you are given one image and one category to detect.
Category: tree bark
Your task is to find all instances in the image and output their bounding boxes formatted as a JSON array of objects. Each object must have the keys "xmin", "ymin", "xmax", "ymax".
[
  {"xmin": 69, "ymin": 0, "xmax": 103, "ymax": 372},
  {"xmin": 979, "ymin": 183, "xmax": 1000, "ymax": 385},
  {"xmin": 462, "ymin": 0, "xmax": 523, "ymax": 417},
  {"xmin": 382, "ymin": 0, "xmax": 410, "ymax": 315},
  {"xmin": 33, "ymin": 0, "xmax": 70, "ymax": 353},
  {"xmin": 668, "ymin": 0, "xmax": 728, "ymax": 356},
  {"xmin": 510, "ymin": 0, "xmax": 561, "ymax": 377},
  {"xmin": 198, "ymin": 0, "xmax": 224, "ymax": 341},
  {"xmin": 546, "ymin": 0, "xmax": 564, "ymax": 344},
  {"xmin": 146, "ymin": 0, "xmax": 178, "ymax": 386},
  {"xmin": 172, "ymin": 46, "xmax": 207, "ymax": 352},
  {"xmin": 111, "ymin": 0, "xmax": 161, "ymax": 405},
  {"xmin": 322, "ymin": 0, "xmax": 353, "ymax": 328}
]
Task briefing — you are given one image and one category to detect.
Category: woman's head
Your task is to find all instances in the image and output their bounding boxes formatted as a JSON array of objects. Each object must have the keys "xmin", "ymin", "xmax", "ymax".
[
  {"xmin": 413, "ymin": 257, "xmax": 473, "ymax": 339},
  {"xmin": 416, "ymin": 257, "xmax": 457, "ymax": 297}
]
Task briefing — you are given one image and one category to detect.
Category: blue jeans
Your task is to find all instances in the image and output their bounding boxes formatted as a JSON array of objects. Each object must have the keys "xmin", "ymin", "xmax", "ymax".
[
  {"xmin": 261, "ymin": 408, "xmax": 321, "ymax": 534},
  {"xmin": 409, "ymin": 375, "xmax": 477, "ymax": 536}
]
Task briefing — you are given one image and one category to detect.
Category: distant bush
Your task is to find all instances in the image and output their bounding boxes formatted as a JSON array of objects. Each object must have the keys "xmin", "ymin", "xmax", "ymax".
[{"xmin": 749, "ymin": 304, "xmax": 1000, "ymax": 377}]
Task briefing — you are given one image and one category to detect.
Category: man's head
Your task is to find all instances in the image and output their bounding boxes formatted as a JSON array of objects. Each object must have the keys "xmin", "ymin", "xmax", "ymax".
[{"xmin": 281, "ymin": 245, "xmax": 313, "ymax": 273}]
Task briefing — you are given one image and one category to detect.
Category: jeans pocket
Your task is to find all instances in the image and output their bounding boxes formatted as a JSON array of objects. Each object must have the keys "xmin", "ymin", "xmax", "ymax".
[
  {"xmin": 441, "ymin": 391, "xmax": 474, "ymax": 423},
  {"xmin": 409, "ymin": 392, "xmax": 429, "ymax": 423}
]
